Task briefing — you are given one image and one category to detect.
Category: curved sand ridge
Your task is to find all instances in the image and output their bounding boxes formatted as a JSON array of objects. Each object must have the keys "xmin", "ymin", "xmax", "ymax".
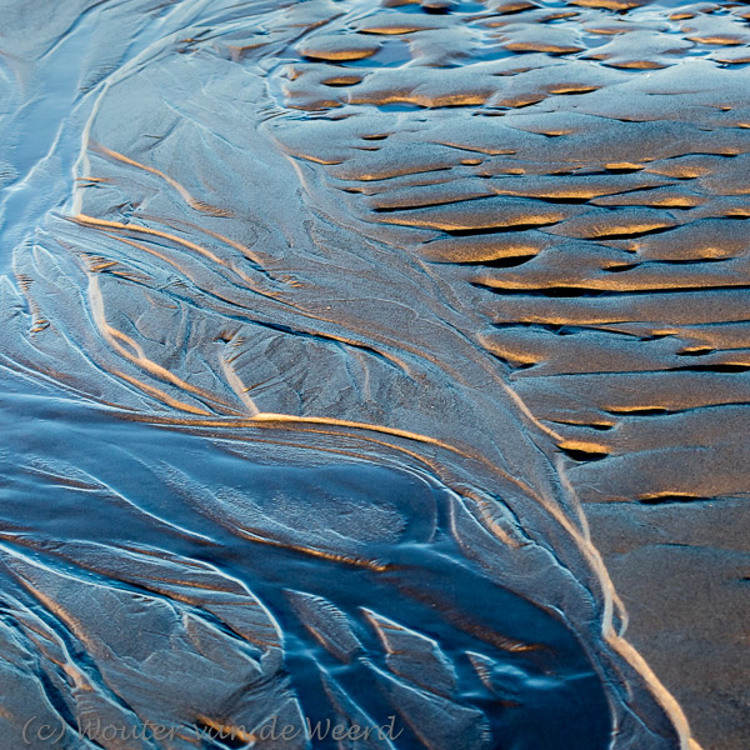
[{"xmin": 1, "ymin": 0, "xmax": 748, "ymax": 748}]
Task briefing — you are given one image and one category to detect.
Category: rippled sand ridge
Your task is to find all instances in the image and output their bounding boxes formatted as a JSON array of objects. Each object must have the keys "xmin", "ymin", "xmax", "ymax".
[{"xmin": 0, "ymin": 0, "xmax": 748, "ymax": 748}]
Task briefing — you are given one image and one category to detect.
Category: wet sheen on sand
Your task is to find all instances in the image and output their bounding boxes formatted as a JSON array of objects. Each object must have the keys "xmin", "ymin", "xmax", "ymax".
[{"xmin": 1, "ymin": 1, "xmax": 749, "ymax": 748}]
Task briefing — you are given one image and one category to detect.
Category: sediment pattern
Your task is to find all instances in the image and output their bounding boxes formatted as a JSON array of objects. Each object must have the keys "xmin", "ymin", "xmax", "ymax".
[{"xmin": 1, "ymin": 0, "xmax": 748, "ymax": 748}]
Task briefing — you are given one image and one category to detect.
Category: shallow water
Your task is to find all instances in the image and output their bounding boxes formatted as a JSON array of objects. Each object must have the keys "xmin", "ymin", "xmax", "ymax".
[{"xmin": 1, "ymin": 0, "xmax": 749, "ymax": 748}]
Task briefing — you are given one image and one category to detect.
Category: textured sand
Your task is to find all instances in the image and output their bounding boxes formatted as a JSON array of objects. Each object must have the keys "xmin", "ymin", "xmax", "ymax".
[{"xmin": 1, "ymin": 0, "xmax": 748, "ymax": 748}]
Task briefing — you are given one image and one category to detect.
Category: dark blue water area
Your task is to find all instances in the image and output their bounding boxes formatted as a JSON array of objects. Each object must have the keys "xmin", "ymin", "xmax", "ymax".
[{"xmin": 0, "ymin": 371, "xmax": 612, "ymax": 749}]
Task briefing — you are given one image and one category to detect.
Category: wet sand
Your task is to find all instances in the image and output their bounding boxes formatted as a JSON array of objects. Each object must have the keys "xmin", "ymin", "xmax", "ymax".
[{"xmin": 0, "ymin": 0, "xmax": 748, "ymax": 748}]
